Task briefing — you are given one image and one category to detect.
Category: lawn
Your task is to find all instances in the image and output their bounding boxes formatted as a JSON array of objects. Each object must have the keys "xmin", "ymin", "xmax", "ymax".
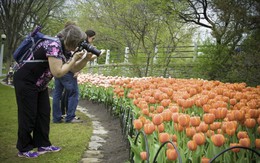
[{"xmin": 0, "ymin": 82, "xmax": 93, "ymax": 163}]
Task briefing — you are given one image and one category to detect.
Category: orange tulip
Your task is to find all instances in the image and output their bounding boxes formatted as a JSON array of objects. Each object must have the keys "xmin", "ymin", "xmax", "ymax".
[
  {"xmin": 197, "ymin": 122, "xmax": 209, "ymax": 133},
  {"xmin": 257, "ymin": 126, "xmax": 260, "ymax": 135},
  {"xmin": 203, "ymin": 113, "xmax": 215, "ymax": 124},
  {"xmin": 138, "ymin": 100, "xmax": 149, "ymax": 110},
  {"xmin": 255, "ymin": 139, "xmax": 260, "ymax": 149},
  {"xmin": 148, "ymin": 96, "xmax": 156, "ymax": 104},
  {"xmin": 257, "ymin": 116, "xmax": 260, "ymax": 125},
  {"xmin": 190, "ymin": 116, "xmax": 201, "ymax": 127},
  {"xmin": 187, "ymin": 140, "xmax": 197, "ymax": 151},
  {"xmin": 244, "ymin": 118, "xmax": 256, "ymax": 128},
  {"xmin": 177, "ymin": 98, "xmax": 185, "ymax": 107},
  {"xmin": 223, "ymin": 121, "xmax": 237, "ymax": 136},
  {"xmin": 226, "ymin": 128, "xmax": 236, "ymax": 136},
  {"xmin": 157, "ymin": 123, "xmax": 165, "ymax": 133},
  {"xmin": 202, "ymin": 104, "xmax": 211, "ymax": 113},
  {"xmin": 140, "ymin": 151, "xmax": 148, "ymax": 160},
  {"xmin": 156, "ymin": 105, "xmax": 164, "ymax": 113},
  {"xmin": 166, "ymin": 149, "xmax": 178, "ymax": 161},
  {"xmin": 152, "ymin": 114, "xmax": 163, "ymax": 125},
  {"xmin": 214, "ymin": 107, "xmax": 228, "ymax": 119},
  {"xmin": 229, "ymin": 98, "xmax": 237, "ymax": 105},
  {"xmin": 237, "ymin": 131, "xmax": 248, "ymax": 139},
  {"xmin": 227, "ymin": 112, "xmax": 235, "ymax": 121},
  {"xmin": 234, "ymin": 110, "xmax": 245, "ymax": 121},
  {"xmin": 211, "ymin": 134, "xmax": 225, "ymax": 147},
  {"xmin": 171, "ymin": 112, "xmax": 179, "ymax": 123},
  {"xmin": 193, "ymin": 132, "xmax": 206, "ymax": 146},
  {"xmin": 133, "ymin": 119, "xmax": 143, "ymax": 130},
  {"xmin": 248, "ymin": 109, "xmax": 259, "ymax": 118},
  {"xmin": 239, "ymin": 138, "xmax": 251, "ymax": 147},
  {"xmin": 217, "ymin": 129, "xmax": 223, "ymax": 134},
  {"xmin": 171, "ymin": 134, "xmax": 178, "ymax": 142},
  {"xmin": 159, "ymin": 93, "xmax": 168, "ymax": 101},
  {"xmin": 159, "ymin": 132, "xmax": 170, "ymax": 143},
  {"xmin": 144, "ymin": 123, "xmax": 155, "ymax": 135},
  {"xmin": 149, "ymin": 106, "xmax": 155, "ymax": 113},
  {"xmin": 230, "ymin": 143, "xmax": 240, "ymax": 153},
  {"xmin": 178, "ymin": 114, "xmax": 190, "ymax": 127},
  {"xmin": 161, "ymin": 99, "xmax": 171, "ymax": 107},
  {"xmin": 188, "ymin": 87, "xmax": 197, "ymax": 96},
  {"xmin": 168, "ymin": 105, "xmax": 179, "ymax": 113},
  {"xmin": 201, "ymin": 156, "xmax": 210, "ymax": 163},
  {"xmin": 138, "ymin": 116, "xmax": 147, "ymax": 124},
  {"xmin": 210, "ymin": 122, "xmax": 221, "ymax": 131},
  {"xmin": 174, "ymin": 123, "xmax": 184, "ymax": 132},
  {"xmin": 206, "ymin": 130, "xmax": 215, "ymax": 138},
  {"xmin": 162, "ymin": 109, "xmax": 172, "ymax": 122},
  {"xmin": 185, "ymin": 127, "xmax": 196, "ymax": 138},
  {"xmin": 167, "ymin": 142, "xmax": 177, "ymax": 149},
  {"xmin": 247, "ymin": 99, "xmax": 257, "ymax": 109},
  {"xmin": 142, "ymin": 108, "xmax": 149, "ymax": 115}
]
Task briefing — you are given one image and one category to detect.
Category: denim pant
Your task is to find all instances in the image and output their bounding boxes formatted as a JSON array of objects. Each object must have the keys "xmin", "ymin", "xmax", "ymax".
[{"xmin": 52, "ymin": 72, "xmax": 78, "ymax": 122}]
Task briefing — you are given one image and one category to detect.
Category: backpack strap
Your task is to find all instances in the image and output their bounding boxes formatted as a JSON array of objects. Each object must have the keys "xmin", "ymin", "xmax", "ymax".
[
  {"xmin": 23, "ymin": 60, "xmax": 48, "ymax": 63},
  {"xmin": 23, "ymin": 36, "xmax": 59, "ymax": 63}
]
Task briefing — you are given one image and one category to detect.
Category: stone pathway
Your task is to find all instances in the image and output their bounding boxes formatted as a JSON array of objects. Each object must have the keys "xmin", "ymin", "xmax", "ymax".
[{"xmin": 77, "ymin": 106, "xmax": 109, "ymax": 163}]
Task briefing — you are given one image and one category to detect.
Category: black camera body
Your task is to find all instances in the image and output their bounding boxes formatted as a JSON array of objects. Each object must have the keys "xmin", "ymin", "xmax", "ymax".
[{"xmin": 77, "ymin": 40, "xmax": 101, "ymax": 57}]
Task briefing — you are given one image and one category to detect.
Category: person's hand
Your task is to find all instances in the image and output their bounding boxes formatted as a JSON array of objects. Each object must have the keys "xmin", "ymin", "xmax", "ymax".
[
  {"xmin": 89, "ymin": 55, "xmax": 97, "ymax": 61},
  {"xmin": 72, "ymin": 50, "xmax": 84, "ymax": 61},
  {"xmin": 84, "ymin": 51, "xmax": 94, "ymax": 61}
]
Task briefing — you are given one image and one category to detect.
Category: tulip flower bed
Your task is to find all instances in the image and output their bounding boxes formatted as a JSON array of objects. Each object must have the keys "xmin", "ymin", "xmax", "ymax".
[{"xmin": 77, "ymin": 73, "xmax": 260, "ymax": 163}]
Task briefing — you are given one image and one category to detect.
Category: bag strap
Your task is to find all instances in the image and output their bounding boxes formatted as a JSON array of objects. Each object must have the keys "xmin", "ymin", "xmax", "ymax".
[
  {"xmin": 23, "ymin": 36, "xmax": 59, "ymax": 63},
  {"xmin": 23, "ymin": 60, "xmax": 48, "ymax": 63}
]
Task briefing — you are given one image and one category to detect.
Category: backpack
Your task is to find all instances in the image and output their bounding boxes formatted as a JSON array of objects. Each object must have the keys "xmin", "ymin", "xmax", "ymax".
[{"xmin": 13, "ymin": 26, "xmax": 59, "ymax": 64}]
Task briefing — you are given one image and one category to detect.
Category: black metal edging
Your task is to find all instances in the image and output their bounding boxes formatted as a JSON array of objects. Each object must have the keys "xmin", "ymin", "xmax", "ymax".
[
  {"xmin": 209, "ymin": 146, "xmax": 260, "ymax": 163},
  {"xmin": 153, "ymin": 140, "xmax": 182, "ymax": 163},
  {"xmin": 131, "ymin": 131, "xmax": 150, "ymax": 163}
]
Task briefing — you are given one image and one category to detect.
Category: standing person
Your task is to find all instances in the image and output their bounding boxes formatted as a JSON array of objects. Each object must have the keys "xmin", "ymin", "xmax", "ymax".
[
  {"xmin": 13, "ymin": 24, "xmax": 93, "ymax": 158},
  {"xmin": 53, "ymin": 29, "xmax": 98, "ymax": 123}
]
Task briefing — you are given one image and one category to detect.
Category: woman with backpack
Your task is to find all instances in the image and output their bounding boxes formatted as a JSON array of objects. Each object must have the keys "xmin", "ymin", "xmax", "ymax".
[{"xmin": 13, "ymin": 24, "xmax": 93, "ymax": 158}]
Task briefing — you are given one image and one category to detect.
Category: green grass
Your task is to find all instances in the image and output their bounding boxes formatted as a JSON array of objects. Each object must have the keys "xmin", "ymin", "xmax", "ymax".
[{"xmin": 0, "ymin": 82, "xmax": 93, "ymax": 163}]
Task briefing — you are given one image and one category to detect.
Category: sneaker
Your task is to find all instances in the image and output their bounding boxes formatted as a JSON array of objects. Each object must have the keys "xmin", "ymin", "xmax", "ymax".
[
  {"xmin": 38, "ymin": 145, "xmax": 61, "ymax": 155},
  {"xmin": 66, "ymin": 118, "xmax": 83, "ymax": 123},
  {"xmin": 74, "ymin": 116, "xmax": 80, "ymax": 120},
  {"xmin": 61, "ymin": 114, "xmax": 66, "ymax": 119},
  {"xmin": 18, "ymin": 151, "xmax": 39, "ymax": 158}
]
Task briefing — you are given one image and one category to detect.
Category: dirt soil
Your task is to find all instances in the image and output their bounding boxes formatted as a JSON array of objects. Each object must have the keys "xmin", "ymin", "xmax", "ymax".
[{"xmin": 78, "ymin": 100, "xmax": 130, "ymax": 163}]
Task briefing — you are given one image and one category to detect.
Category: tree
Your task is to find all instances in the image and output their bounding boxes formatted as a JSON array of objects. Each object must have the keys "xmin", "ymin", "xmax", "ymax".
[
  {"xmin": 75, "ymin": 0, "xmax": 194, "ymax": 77},
  {"xmin": 168, "ymin": 0, "xmax": 260, "ymax": 83},
  {"xmin": 0, "ymin": 0, "xmax": 66, "ymax": 68},
  {"xmin": 172, "ymin": 0, "xmax": 259, "ymax": 47}
]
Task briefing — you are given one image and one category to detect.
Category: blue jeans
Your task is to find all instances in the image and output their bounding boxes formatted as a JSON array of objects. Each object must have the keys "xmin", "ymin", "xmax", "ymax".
[{"xmin": 52, "ymin": 72, "xmax": 78, "ymax": 122}]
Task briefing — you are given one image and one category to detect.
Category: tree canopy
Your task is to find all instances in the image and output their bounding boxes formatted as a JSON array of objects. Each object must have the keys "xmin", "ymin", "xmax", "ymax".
[{"xmin": 0, "ymin": 0, "xmax": 66, "ymax": 65}]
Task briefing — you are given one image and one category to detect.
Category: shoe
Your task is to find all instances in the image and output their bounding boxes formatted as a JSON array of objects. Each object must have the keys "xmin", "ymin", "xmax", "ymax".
[
  {"xmin": 18, "ymin": 151, "xmax": 39, "ymax": 158},
  {"xmin": 74, "ymin": 116, "xmax": 80, "ymax": 120},
  {"xmin": 66, "ymin": 118, "xmax": 83, "ymax": 123},
  {"xmin": 38, "ymin": 145, "xmax": 61, "ymax": 155},
  {"xmin": 61, "ymin": 114, "xmax": 66, "ymax": 119}
]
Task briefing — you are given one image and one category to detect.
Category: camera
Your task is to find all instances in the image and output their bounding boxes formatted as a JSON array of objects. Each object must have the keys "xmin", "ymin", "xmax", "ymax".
[{"xmin": 77, "ymin": 40, "xmax": 101, "ymax": 57}]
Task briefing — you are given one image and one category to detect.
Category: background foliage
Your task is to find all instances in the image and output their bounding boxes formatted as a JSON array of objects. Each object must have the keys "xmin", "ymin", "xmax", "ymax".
[{"xmin": 0, "ymin": 0, "xmax": 259, "ymax": 86}]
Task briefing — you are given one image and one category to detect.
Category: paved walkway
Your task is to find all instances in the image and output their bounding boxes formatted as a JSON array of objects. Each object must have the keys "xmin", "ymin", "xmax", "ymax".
[{"xmin": 77, "ymin": 106, "xmax": 108, "ymax": 163}]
